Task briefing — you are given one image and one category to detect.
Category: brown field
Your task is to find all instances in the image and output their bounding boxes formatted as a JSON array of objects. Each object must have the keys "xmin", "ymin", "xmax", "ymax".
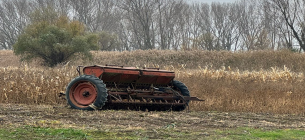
[
  {"xmin": 1, "ymin": 50, "xmax": 305, "ymax": 114},
  {"xmin": 1, "ymin": 103, "xmax": 305, "ymax": 139}
]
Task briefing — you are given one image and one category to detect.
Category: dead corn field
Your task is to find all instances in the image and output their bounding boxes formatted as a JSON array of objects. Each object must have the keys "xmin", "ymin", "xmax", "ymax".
[{"xmin": 1, "ymin": 50, "xmax": 305, "ymax": 114}]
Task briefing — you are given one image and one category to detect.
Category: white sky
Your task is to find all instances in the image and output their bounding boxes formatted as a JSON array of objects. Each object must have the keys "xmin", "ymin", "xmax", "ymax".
[{"xmin": 188, "ymin": 0, "xmax": 237, "ymax": 3}]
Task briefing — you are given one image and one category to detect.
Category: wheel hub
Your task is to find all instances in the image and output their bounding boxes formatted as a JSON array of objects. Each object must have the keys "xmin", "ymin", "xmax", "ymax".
[
  {"xmin": 82, "ymin": 91, "xmax": 90, "ymax": 97},
  {"xmin": 72, "ymin": 82, "xmax": 97, "ymax": 106}
]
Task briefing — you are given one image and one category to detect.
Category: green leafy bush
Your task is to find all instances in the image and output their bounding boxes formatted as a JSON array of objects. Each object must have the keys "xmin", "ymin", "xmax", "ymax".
[{"xmin": 13, "ymin": 15, "xmax": 98, "ymax": 67}]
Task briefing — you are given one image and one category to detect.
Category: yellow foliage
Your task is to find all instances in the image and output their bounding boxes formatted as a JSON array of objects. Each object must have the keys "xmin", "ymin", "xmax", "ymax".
[{"xmin": 55, "ymin": 16, "xmax": 85, "ymax": 36}]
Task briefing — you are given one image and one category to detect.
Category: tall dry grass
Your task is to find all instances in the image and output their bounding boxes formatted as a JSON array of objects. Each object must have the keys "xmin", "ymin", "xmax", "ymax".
[
  {"xmin": 177, "ymin": 66, "xmax": 305, "ymax": 114},
  {"xmin": 1, "ymin": 50, "xmax": 305, "ymax": 114},
  {"xmin": 0, "ymin": 65, "xmax": 75, "ymax": 105},
  {"xmin": 87, "ymin": 50, "xmax": 305, "ymax": 72}
]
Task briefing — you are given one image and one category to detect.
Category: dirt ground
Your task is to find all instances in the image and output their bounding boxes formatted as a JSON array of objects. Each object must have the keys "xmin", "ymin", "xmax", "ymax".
[{"xmin": 0, "ymin": 103, "xmax": 305, "ymax": 132}]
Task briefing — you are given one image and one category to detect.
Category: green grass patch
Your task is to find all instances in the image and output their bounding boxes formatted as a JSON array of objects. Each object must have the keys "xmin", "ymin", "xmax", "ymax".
[
  {"xmin": 0, "ymin": 126, "xmax": 141, "ymax": 140},
  {"xmin": 251, "ymin": 129, "xmax": 305, "ymax": 140},
  {"xmin": 214, "ymin": 127, "xmax": 305, "ymax": 140},
  {"xmin": 0, "ymin": 126, "xmax": 305, "ymax": 140},
  {"xmin": 0, "ymin": 126, "xmax": 88, "ymax": 140}
]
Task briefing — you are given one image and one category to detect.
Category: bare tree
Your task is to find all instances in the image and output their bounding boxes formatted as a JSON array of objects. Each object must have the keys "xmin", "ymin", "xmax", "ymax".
[
  {"xmin": 209, "ymin": 2, "xmax": 240, "ymax": 51},
  {"xmin": 0, "ymin": 0, "xmax": 32, "ymax": 49},
  {"xmin": 175, "ymin": 2, "xmax": 192, "ymax": 50},
  {"xmin": 120, "ymin": 0, "xmax": 157, "ymax": 50},
  {"xmin": 191, "ymin": 3, "xmax": 214, "ymax": 50},
  {"xmin": 237, "ymin": 0, "xmax": 267, "ymax": 50},
  {"xmin": 268, "ymin": 0, "xmax": 305, "ymax": 51},
  {"xmin": 2, "ymin": 0, "xmax": 303, "ymax": 52},
  {"xmin": 155, "ymin": 0, "xmax": 185, "ymax": 50},
  {"xmin": 93, "ymin": 0, "xmax": 121, "ymax": 33},
  {"xmin": 69, "ymin": 0, "xmax": 97, "ymax": 32}
]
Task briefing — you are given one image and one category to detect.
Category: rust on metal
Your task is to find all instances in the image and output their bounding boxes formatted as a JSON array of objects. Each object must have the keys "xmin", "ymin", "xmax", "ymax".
[
  {"xmin": 66, "ymin": 65, "xmax": 203, "ymax": 111},
  {"xmin": 69, "ymin": 81, "xmax": 97, "ymax": 108},
  {"xmin": 83, "ymin": 65, "xmax": 175, "ymax": 85}
]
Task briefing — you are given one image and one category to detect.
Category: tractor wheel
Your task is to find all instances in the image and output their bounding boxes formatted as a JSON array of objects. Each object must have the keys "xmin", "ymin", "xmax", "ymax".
[
  {"xmin": 172, "ymin": 80, "xmax": 190, "ymax": 111},
  {"xmin": 65, "ymin": 75, "xmax": 107, "ymax": 110}
]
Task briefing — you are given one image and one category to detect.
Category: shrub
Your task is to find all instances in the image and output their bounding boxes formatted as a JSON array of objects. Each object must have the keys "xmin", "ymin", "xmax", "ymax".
[{"xmin": 13, "ymin": 15, "xmax": 98, "ymax": 67}]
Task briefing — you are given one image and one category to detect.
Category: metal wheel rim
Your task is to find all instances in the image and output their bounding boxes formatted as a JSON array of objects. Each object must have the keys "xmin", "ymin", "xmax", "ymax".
[{"xmin": 69, "ymin": 81, "xmax": 97, "ymax": 107}]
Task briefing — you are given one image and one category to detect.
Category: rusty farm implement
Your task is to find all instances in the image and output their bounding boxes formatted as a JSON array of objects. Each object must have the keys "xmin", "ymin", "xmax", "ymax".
[{"xmin": 64, "ymin": 65, "xmax": 203, "ymax": 111}]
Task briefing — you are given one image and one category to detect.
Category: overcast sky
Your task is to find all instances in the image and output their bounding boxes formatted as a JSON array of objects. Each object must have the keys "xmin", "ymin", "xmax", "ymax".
[{"xmin": 188, "ymin": 0, "xmax": 237, "ymax": 3}]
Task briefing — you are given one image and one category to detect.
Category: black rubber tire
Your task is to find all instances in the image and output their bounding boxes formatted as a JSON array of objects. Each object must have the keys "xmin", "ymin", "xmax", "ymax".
[
  {"xmin": 172, "ymin": 80, "xmax": 190, "ymax": 111},
  {"xmin": 65, "ymin": 75, "xmax": 107, "ymax": 110}
]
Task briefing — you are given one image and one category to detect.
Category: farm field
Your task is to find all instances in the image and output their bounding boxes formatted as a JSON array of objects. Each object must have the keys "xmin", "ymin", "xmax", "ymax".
[
  {"xmin": 1, "ymin": 50, "xmax": 305, "ymax": 139},
  {"xmin": 0, "ymin": 103, "xmax": 305, "ymax": 139}
]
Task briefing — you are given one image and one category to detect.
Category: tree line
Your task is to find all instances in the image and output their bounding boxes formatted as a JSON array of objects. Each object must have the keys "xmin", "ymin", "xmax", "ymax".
[{"xmin": 1, "ymin": 0, "xmax": 305, "ymax": 51}]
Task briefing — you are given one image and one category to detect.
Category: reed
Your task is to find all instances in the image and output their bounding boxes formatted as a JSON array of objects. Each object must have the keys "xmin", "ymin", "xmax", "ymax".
[{"xmin": 1, "ymin": 50, "xmax": 305, "ymax": 114}]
